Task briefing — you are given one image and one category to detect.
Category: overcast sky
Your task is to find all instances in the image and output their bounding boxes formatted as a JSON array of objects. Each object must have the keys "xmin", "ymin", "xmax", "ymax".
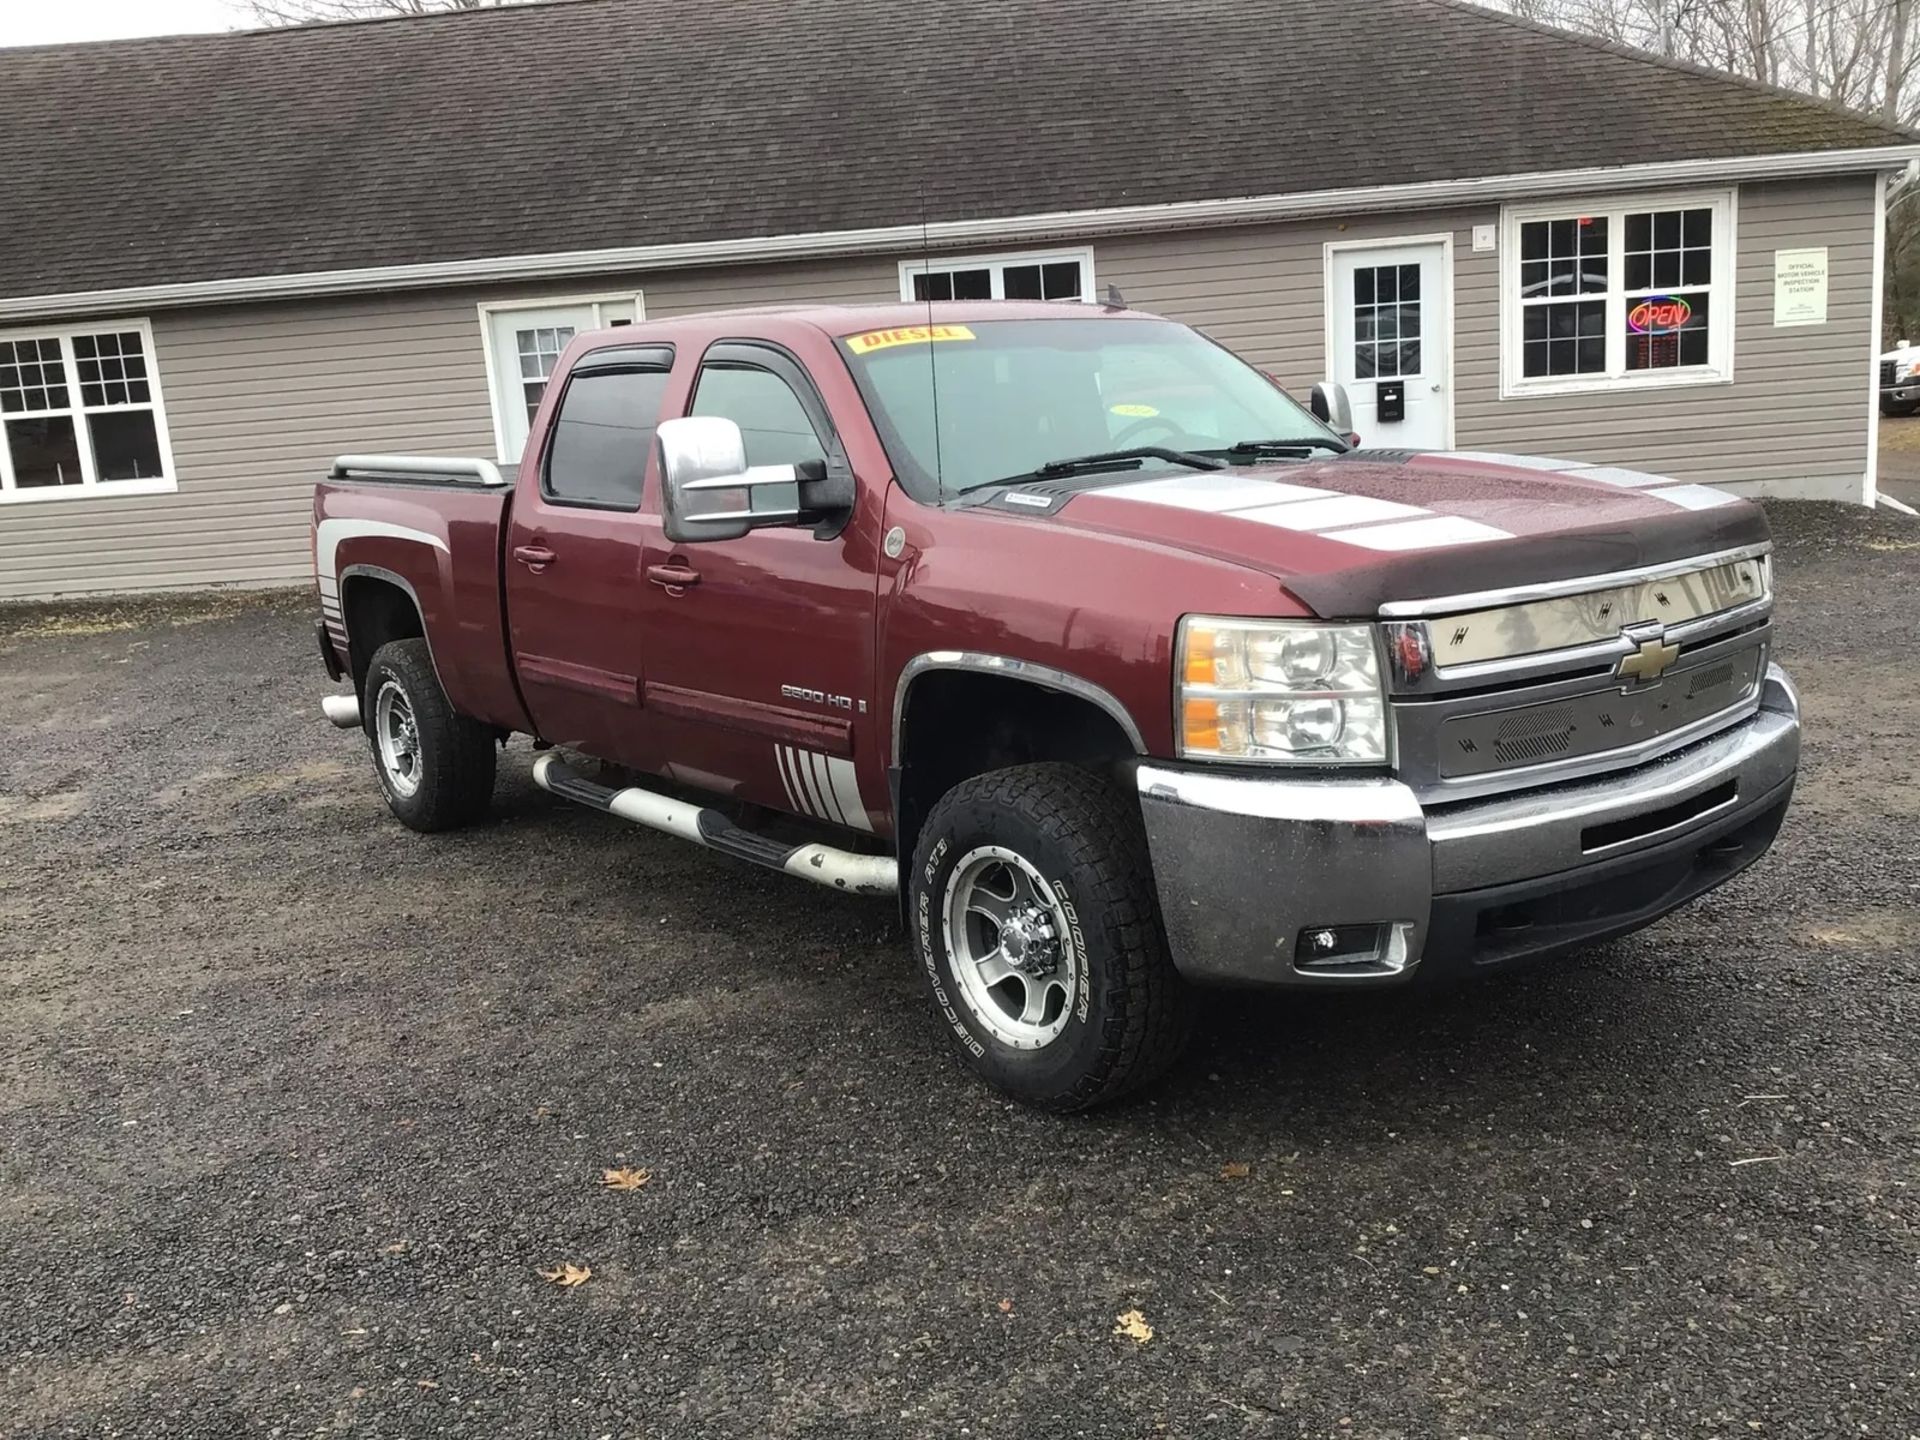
[{"xmin": 1, "ymin": 0, "xmax": 257, "ymax": 47}]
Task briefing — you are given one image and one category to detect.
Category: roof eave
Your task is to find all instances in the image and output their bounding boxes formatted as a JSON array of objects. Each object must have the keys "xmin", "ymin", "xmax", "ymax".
[{"xmin": 4, "ymin": 143, "xmax": 1914, "ymax": 323}]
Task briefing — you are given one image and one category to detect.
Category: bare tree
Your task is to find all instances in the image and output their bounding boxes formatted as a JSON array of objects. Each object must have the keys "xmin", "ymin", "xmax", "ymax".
[{"xmin": 245, "ymin": 0, "xmax": 538, "ymax": 24}]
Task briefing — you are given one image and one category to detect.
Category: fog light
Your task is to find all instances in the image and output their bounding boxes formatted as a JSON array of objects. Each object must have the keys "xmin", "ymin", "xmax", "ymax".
[{"xmin": 1295, "ymin": 923, "xmax": 1390, "ymax": 969}]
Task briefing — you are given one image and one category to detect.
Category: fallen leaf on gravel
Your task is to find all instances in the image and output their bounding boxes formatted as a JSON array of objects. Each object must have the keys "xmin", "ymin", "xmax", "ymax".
[
  {"xmin": 415, "ymin": 1379, "xmax": 438, "ymax": 1390},
  {"xmin": 539, "ymin": 1263, "xmax": 592, "ymax": 1287},
  {"xmin": 1218, "ymin": 1161, "xmax": 1250, "ymax": 1180},
  {"xmin": 381, "ymin": 1241, "xmax": 408, "ymax": 1254},
  {"xmin": 1113, "ymin": 1309, "xmax": 1154, "ymax": 1344},
  {"xmin": 600, "ymin": 1167, "xmax": 651, "ymax": 1191},
  {"xmin": 997, "ymin": 1298, "xmax": 1014, "ymax": 1314}
]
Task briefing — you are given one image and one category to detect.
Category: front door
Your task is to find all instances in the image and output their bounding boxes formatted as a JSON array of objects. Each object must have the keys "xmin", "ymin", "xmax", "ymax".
[
  {"xmin": 637, "ymin": 341, "xmax": 884, "ymax": 833},
  {"xmin": 1328, "ymin": 241, "xmax": 1451, "ymax": 450}
]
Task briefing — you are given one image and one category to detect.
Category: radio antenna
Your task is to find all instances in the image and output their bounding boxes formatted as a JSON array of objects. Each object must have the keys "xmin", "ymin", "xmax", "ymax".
[{"xmin": 920, "ymin": 175, "xmax": 944, "ymax": 491}]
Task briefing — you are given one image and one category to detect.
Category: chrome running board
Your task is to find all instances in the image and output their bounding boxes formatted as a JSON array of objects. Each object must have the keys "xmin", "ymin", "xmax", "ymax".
[{"xmin": 531, "ymin": 753, "xmax": 897, "ymax": 896}]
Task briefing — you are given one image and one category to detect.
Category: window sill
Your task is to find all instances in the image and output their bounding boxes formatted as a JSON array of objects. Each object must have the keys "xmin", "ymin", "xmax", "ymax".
[
  {"xmin": 1501, "ymin": 367, "xmax": 1732, "ymax": 401},
  {"xmin": 0, "ymin": 476, "xmax": 177, "ymax": 505}
]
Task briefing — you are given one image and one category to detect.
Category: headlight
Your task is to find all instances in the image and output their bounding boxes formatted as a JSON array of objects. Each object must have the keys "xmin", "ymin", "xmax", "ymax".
[{"xmin": 1177, "ymin": 617, "xmax": 1388, "ymax": 764}]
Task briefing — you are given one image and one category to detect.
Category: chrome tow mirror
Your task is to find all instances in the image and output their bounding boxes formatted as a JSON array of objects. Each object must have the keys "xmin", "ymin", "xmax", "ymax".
[{"xmin": 1309, "ymin": 380, "xmax": 1354, "ymax": 435}]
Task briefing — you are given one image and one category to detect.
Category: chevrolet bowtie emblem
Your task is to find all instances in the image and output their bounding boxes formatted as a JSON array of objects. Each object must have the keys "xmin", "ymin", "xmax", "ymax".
[{"xmin": 1617, "ymin": 635, "xmax": 1680, "ymax": 682}]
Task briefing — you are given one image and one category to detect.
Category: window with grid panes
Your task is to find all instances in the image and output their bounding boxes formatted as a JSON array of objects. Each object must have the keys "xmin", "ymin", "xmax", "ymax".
[
  {"xmin": 903, "ymin": 251, "xmax": 1092, "ymax": 304},
  {"xmin": 0, "ymin": 324, "xmax": 173, "ymax": 497},
  {"xmin": 1506, "ymin": 195, "xmax": 1730, "ymax": 392}
]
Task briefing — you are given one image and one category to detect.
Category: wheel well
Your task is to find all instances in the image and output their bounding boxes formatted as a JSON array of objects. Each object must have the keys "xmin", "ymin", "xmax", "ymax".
[
  {"xmin": 894, "ymin": 670, "xmax": 1141, "ymax": 862},
  {"xmin": 341, "ymin": 575, "xmax": 425, "ymax": 694}
]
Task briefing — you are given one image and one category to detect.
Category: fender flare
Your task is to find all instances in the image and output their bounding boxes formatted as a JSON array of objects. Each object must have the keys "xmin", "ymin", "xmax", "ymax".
[{"xmin": 891, "ymin": 651, "xmax": 1147, "ymax": 763}]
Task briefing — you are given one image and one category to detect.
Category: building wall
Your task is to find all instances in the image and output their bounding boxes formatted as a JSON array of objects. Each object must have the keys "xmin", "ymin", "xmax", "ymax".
[{"xmin": 0, "ymin": 174, "xmax": 1878, "ymax": 600}]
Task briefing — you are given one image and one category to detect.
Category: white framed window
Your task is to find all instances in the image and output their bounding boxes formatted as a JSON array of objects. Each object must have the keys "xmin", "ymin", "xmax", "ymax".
[
  {"xmin": 1500, "ymin": 191, "xmax": 1736, "ymax": 398},
  {"xmin": 0, "ymin": 318, "xmax": 177, "ymax": 504},
  {"xmin": 897, "ymin": 247, "xmax": 1096, "ymax": 304},
  {"xmin": 478, "ymin": 292, "xmax": 644, "ymax": 462}
]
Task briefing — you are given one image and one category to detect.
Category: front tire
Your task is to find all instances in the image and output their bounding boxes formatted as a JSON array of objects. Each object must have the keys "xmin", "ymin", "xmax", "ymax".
[
  {"xmin": 362, "ymin": 638, "xmax": 496, "ymax": 832},
  {"xmin": 909, "ymin": 763, "xmax": 1192, "ymax": 1111},
  {"xmin": 1883, "ymin": 396, "xmax": 1918, "ymax": 418}
]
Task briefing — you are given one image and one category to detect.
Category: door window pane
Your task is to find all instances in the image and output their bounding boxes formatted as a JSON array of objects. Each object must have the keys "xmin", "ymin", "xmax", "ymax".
[
  {"xmin": 543, "ymin": 368, "xmax": 670, "ymax": 508},
  {"xmin": 692, "ymin": 366, "xmax": 827, "ymax": 468},
  {"xmin": 86, "ymin": 411, "xmax": 163, "ymax": 481},
  {"xmin": 6, "ymin": 415, "xmax": 83, "ymax": 487},
  {"xmin": 1353, "ymin": 264, "xmax": 1423, "ymax": 379}
]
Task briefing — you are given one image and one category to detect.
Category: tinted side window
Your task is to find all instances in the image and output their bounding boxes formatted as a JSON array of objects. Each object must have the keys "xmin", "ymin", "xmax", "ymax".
[
  {"xmin": 545, "ymin": 367, "xmax": 671, "ymax": 508},
  {"xmin": 691, "ymin": 365, "xmax": 827, "ymax": 468}
]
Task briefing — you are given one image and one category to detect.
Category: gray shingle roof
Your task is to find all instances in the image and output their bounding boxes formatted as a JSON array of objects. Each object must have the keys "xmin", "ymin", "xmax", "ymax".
[{"xmin": 1, "ymin": 0, "xmax": 1909, "ymax": 300}]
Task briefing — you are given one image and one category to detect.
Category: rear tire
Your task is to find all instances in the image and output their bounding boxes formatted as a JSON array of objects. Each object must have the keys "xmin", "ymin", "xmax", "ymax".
[
  {"xmin": 908, "ymin": 763, "xmax": 1192, "ymax": 1111},
  {"xmin": 362, "ymin": 638, "xmax": 496, "ymax": 832}
]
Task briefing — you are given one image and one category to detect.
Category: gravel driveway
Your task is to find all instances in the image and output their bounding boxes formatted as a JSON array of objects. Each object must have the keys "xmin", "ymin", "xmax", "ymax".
[{"xmin": 2, "ymin": 501, "xmax": 1916, "ymax": 1439}]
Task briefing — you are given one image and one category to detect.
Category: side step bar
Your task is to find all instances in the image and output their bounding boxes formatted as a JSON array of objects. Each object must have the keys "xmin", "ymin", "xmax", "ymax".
[{"xmin": 531, "ymin": 753, "xmax": 897, "ymax": 896}]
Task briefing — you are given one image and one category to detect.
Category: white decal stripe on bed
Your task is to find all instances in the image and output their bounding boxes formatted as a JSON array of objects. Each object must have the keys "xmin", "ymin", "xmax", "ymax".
[
  {"xmin": 1321, "ymin": 515, "xmax": 1513, "ymax": 551},
  {"xmin": 314, "ymin": 518, "xmax": 449, "ymax": 591}
]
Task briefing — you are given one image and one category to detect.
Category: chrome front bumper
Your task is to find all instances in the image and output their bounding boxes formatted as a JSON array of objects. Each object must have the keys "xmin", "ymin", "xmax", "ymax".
[{"xmin": 1135, "ymin": 664, "xmax": 1801, "ymax": 989}]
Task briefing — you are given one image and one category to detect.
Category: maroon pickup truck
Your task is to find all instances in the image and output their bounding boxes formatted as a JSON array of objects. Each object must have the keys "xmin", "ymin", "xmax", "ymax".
[{"xmin": 313, "ymin": 301, "xmax": 1799, "ymax": 1110}]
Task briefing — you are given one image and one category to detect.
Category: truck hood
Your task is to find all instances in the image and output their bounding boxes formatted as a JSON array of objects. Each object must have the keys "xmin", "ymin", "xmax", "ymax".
[{"xmin": 1011, "ymin": 450, "xmax": 1769, "ymax": 616}]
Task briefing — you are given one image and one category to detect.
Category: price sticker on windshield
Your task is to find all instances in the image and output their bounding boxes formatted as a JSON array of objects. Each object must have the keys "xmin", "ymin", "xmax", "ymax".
[{"xmin": 843, "ymin": 324, "xmax": 976, "ymax": 354}]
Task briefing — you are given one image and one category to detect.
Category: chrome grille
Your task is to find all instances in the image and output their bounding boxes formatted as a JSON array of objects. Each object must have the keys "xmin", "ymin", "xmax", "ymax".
[
  {"xmin": 1383, "ymin": 545, "xmax": 1774, "ymax": 803},
  {"xmin": 1434, "ymin": 645, "xmax": 1761, "ymax": 780}
]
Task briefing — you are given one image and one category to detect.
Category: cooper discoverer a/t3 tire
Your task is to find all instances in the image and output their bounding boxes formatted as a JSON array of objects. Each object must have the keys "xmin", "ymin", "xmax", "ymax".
[
  {"xmin": 909, "ymin": 763, "xmax": 1192, "ymax": 1110},
  {"xmin": 362, "ymin": 638, "xmax": 496, "ymax": 832}
]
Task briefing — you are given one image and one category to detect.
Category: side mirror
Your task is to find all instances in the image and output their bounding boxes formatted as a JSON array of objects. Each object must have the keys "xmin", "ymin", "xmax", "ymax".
[
  {"xmin": 1309, "ymin": 381, "xmax": 1354, "ymax": 434},
  {"xmin": 658, "ymin": 416, "xmax": 853, "ymax": 545}
]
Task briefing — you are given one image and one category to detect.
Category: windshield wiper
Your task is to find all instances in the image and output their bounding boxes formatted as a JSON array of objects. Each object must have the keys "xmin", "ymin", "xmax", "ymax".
[
  {"xmin": 1215, "ymin": 436, "xmax": 1353, "ymax": 459},
  {"xmin": 958, "ymin": 446, "xmax": 1225, "ymax": 495}
]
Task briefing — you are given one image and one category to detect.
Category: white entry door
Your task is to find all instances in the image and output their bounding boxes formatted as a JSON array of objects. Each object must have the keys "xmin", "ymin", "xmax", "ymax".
[
  {"xmin": 1328, "ymin": 241, "xmax": 1451, "ymax": 450},
  {"xmin": 483, "ymin": 296, "xmax": 640, "ymax": 462}
]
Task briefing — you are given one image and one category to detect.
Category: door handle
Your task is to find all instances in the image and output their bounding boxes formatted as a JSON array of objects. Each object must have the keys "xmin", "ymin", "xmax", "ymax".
[
  {"xmin": 514, "ymin": 543, "xmax": 557, "ymax": 570},
  {"xmin": 647, "ymin": 563, "xmax": 701, "ymax": 590}
]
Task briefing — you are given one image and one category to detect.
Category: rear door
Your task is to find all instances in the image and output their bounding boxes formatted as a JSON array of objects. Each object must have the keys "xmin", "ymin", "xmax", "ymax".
[
  {"xmin": 503, "ymin": 343, "xmax": 674, "ymax": 766},
  {"xmin": 637, "ymin": 340, "xmax": 884, "ymax": 832}
]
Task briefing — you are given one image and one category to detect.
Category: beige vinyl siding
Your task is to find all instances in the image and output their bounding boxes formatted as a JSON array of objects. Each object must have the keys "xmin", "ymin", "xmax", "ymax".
[
  {"xmin": 0, "ymin": 258, "xmax": 896, "ymax": 600},
  {"xmin": 1454, "ymin": 176, "xmax": 1876, "ymax": 495},
  {"xmin": 0, "ymin": 176, "xmax": 1878, "ymax": 600}
]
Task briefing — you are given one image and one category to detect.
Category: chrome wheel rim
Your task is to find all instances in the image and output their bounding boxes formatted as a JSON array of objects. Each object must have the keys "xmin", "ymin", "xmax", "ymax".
[
  {"xmin": 941, "ymin": 845, "xmax": 1078, "ymax": 1050},
  {"xmin": 373, "ymin": 679, "xmax": 422, "ymax": 798}
]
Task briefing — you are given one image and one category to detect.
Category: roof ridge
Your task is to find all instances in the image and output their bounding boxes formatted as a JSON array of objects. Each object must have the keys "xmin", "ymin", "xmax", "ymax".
[{"xmin": 1424, "ymin": 0, "xmax": 1919, "ymax": 145}]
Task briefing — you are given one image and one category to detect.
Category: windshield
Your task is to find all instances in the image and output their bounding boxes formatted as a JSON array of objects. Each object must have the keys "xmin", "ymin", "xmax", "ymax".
[{"xmin": 838, "ymin": 317, "xmax": 1339, "ymax": 497}]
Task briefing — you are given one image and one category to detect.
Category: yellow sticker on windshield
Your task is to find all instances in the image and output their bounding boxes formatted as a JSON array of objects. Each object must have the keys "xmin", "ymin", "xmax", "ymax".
[
  {"xmin": 1110, "ymin": 403, "xmax": 1160, "ymax": 417},
  {"xmin": 844, "ymin": 324, "xmax": 975, "ymax": 354}
]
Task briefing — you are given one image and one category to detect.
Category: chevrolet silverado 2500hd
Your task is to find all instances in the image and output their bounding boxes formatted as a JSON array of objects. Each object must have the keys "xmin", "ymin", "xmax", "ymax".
[{"xmin": 313, "ymin": 301, "xmax": 1799, "ymax": 1110}]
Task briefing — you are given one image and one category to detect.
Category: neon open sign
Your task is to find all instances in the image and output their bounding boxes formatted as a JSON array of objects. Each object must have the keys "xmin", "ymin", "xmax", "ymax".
[{"xmin": 1628, "ymin": 296, "xmax": 1693, "ymax": 334}]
